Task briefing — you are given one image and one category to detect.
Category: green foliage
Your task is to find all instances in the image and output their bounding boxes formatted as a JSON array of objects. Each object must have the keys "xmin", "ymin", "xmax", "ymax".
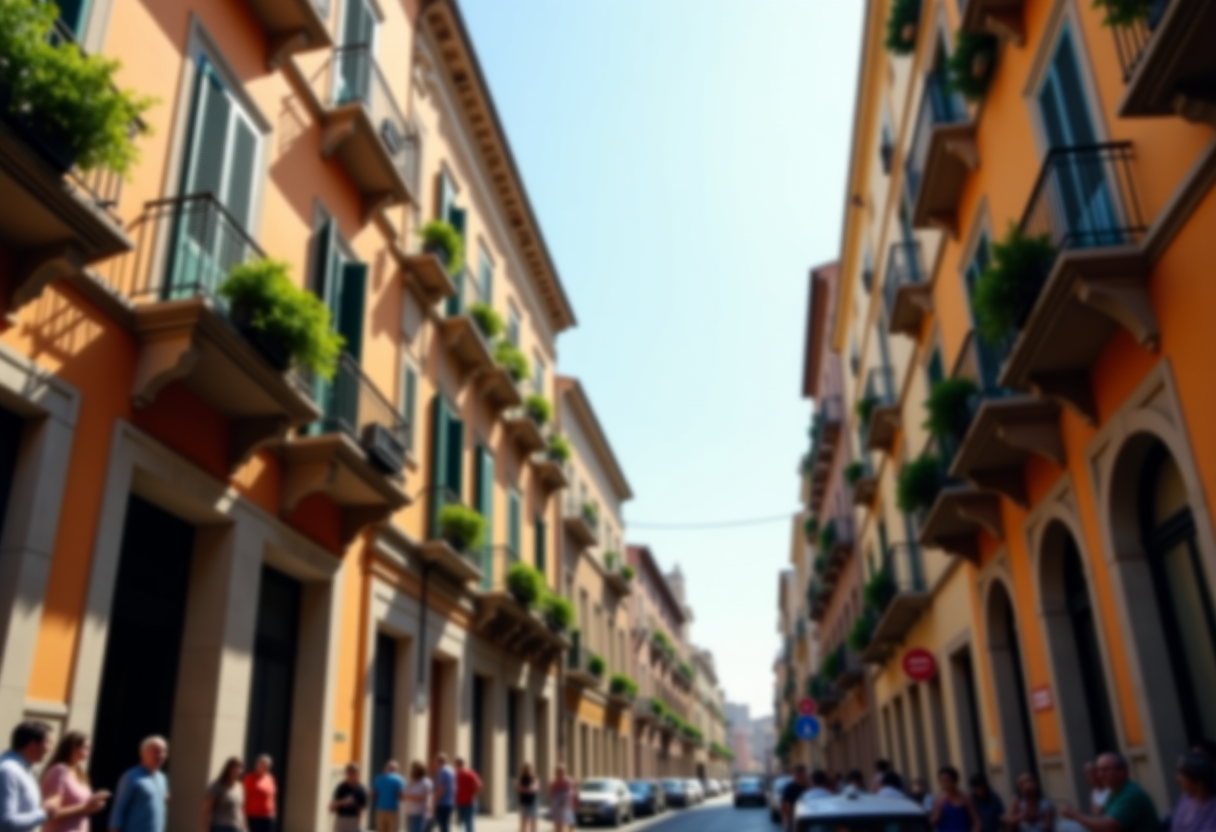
[
  {"xmin": 493, "ymin": 339, "xmax": 530, "ymax": 381},
  {"xmin": 419, "ymin": 220, "xmax": 464, "ymax": 275},
  {"xmin": 438, "ymin": 504, "xmax": 487, "ymax": 553},
  {"xmin": 582, "ymin": 500, "xmax": 599, "ymax": 527},
  {"xmin": 604, "ymin": 550, "xmax": 618, "ymax": 570},
  {"xmin": 1094, "ymin": 0, "xmax": 1153, "ymax": 26},
  {"xmin": 864, "ymin": 568, "xmax": 898, "ymax": 613},
  {"xmin": 541, "ymin": 591, "xmax": 574, "ymax": 632},
  {"xmin": 609, "ymin": 673, "xmax": 638, "ymax": 698},
  {"xmin": 523, "ymin": 394, "xmax": 552, "ymax": 426},
  {"xmin": 884, "ymin": 0, "xmax": 922, "ymax": 55},
  {"xmin": 620, "ymin": 564, "xmax": 635, "ymax": 581},
  {"xmin": 652, "ymin": 629, "xmax": 674, "ymax": 656},
  {"xmin": 818, "ymin": 519, "xmax": 838, "ymax": 554},
  {"xmin": 946, "ymin": 31, "xmax": 999, "ymax": 102},
  {"xmin": 973, "ymin": 224, "xmax": 1057, "ymax": 346},
  {"xmin": 848, "ymin": 610, "xmax": 876, "ymax": 653},
  {"xmin": 678, "ymin": 660, "xmax": 695, "ymax": 680},
  {"xmin": 897, "ymin": 454, "xmax": 943, "ymax": 513},
  {"xmin": 547, "ymin": 434, "xmax": 571, "ymax": 464},
  {"xmin": 587, "ymin": 653, "xmax": 606, "ymax": 677},
  {"xmin": 820, "ymin": 649, "xmax": 842, "ymax": 681},
  {"xmin": 845, "ymin": 461, "xmax": 865, "ymax": 486},
  {"xmin": 468, "ymin": 302, "xmax": 504, "ymax": 339},
  {"xmin": 0, "ymin": 0, "xmax": 154, "ymax": 175},
  {"xmin": 803, "ymin": 516, "xmax": 819, "ymax": 543},
  {"xmin": 650, "ymin": 697, "xmax": 668, "ymax": 718},
  {"xmin": 218, "ymin": 259, "xmax": 346, "ymax": 379},
  {"xmin": 923, "ymin": 378, "xmax": 979, "ymax": 441},
  {"xmin": 814, "ymin": 554, "xmax": 827, "ymax": 577},
  {"xmin": 506, "ymin": 562, "xmax": 546, "ymax": 608},
  {"xmin": 856, "ymin": 396, "xmax": 878, "ymax": 426}
]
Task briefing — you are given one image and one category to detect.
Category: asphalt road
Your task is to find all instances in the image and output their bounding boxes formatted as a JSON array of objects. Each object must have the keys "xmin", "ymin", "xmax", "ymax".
[{"xmin": 587, "ymin": 796, "xmax": 775, "ymax": 832}]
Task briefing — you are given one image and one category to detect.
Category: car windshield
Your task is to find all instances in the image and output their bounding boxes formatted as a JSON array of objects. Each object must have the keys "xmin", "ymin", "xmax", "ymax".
[
  {"xmin": 627, "ymin": 782, "xmax": 650, "ymax": 793},
  {"xmin": 738, "ymin": 778, "xmax": 763, "ymax": 788},
  {"xmin": 797, "ymin": 822, "xmax": 930, "ymax": 832},
  {"xmin": 580, "ymin": 780, "xmax": 614, "ymax": 792},
  {"xmin": 661, "ymin": 779, "xmax": 684, "ymax": 789}
]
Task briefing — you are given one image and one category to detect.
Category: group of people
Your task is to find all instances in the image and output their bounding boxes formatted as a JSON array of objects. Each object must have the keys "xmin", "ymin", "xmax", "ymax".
[
  {"xmin": 777, "ymin": 742, "xmax": 1216, "ymax": 832},
  {"xmin": 327, "ymin": 754, "xmax": 484, "ymax": 832}
]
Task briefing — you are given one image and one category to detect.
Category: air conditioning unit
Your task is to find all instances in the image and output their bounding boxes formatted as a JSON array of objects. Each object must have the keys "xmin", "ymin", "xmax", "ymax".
[{"xmin": 361, "ymin": 423, "xmax": 406, "ymax": 475}]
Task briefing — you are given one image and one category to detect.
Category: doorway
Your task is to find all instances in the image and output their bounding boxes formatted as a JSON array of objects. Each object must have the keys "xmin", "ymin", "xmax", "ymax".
[
  {"xmin": 986, "ymin": 583, "xmax": 1037, "ymax": 782},
  {"xmin": 950, "ymin": 646, "xmax": 985, "ymax": 781},
  {"xmin": 371, "ymin": 632, "xmax": 397, "ymax": 775},
  {"xmin": 507, "ymin": 689, "xmax": 520, "ymax": 810},
  {"xmin": 471, "ymin": 675, "xmax": 487, "ymax": 779},
  {"xmin": 0, "ymin": 406, "xmax": 23, "ymax": 546}
]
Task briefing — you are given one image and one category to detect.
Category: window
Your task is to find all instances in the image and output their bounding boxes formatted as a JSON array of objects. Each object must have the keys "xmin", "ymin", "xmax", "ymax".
[
  {"xmin": 428, "ymin": 396, "xmax": 464, "ymax": 534},
  {"xmin": 862, "ymin": 242, "xmax": 875, "ymax": 294},
  {"xmin": 507, "ymin": 303, "xmax": 521, "ymax": 347},
  {"xmin": 54, "ymin": 0, "xmax": 92, "ymax": 40},
  {"xmin": 508, "ymin": 489, "xmax": 521, "ymax": 560},
  {"xmin": 336, "ymin": 0, "xmax": 377, "ymax": 103},
  {"xmin": 534, "ymin": 515, "xmax": 547, "ymax": 574},
  {"xmin": 964, "ymin": 233, "xmax": 1006, "ymax": 391},
  {"xmin": 474, "ymin": 444, "xmax": 495, "ymax": 587},
  {"xmin": 926, "ymin": 346, "xmax": 945, "ymax": 388},
  {"xmin": 533, "ymin": 353, "xmax": 547, "ymax": 396},
  {"xmin": 478, "ymin": 245, "xmax": 494, "ymax": 305}
]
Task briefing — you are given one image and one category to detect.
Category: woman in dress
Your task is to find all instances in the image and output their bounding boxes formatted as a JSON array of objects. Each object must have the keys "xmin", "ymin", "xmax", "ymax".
[
  {"xmin": 202, "ymin": 757, "xmax": 245, "ymax": 832},
  {"xmin": 515, "ymin": 762, "xmax": 538, "ymax": 832},
  {"xmin": 1003, "ymin": 772, "xmax": 1053, "ymax": 832},
  {"xmin": 402, "ymin": 761, "xmax": 432, "ymax": 832},
  {"xmin": 41, "ymin": 732, "xmax": 110, "ymax": 832},
  {"xmin": 549, "ymin": 765, "xmax": 575, "ymax": 832},
  {"xmin": 929, "ymin": 767, "xmax": 980, "ymax": 832}
]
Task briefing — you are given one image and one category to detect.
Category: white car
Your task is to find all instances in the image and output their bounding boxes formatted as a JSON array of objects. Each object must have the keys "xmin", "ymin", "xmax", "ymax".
[
  {"xmin": 576, "ymin": 778, "xmax": 633, "ymax": 826},
  {"xmin": 703, "ymin": 779, "xmax": 721, "ymax": 797},
  {"xmin": 685, "ymin": 778, "xmax": 704, "ymax": 804},
  {"xmin": 794, "ymin": 787, "xmax": 928, "ymax": 831}
]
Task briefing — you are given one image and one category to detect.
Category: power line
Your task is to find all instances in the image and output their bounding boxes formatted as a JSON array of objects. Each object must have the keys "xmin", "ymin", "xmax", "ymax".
[{"xmin": 628, "ymin": 512, "xmax": 799, "ymax": 531}]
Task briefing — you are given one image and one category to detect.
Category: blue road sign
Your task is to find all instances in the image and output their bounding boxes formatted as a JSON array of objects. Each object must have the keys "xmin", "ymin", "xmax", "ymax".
[{"xmin": 795, "ymin": 715, "xmax": 820, "ymax": 741}]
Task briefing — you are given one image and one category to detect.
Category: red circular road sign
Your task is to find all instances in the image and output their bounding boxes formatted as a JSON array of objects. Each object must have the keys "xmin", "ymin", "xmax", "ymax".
[
  {"xmin": 903, "ymin": 648, "xmax": 938, "ymax": 682},
  {"xmin": 798, "ymin": 697, "xmax": 817, "ymax": 716}
]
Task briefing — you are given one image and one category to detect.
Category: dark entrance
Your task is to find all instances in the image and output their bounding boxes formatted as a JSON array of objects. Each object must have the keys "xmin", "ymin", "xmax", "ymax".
[
  {"xmin": 244, "ymin": 567, "xmax": 302, "ymax": 821},
  {"xmin": 506, "ymin": 689, "xmax": 519, "ymax": 810},
  {"xmin": 91, "ymin": 496, "xmax": 195, "ymax": 832},
  {"xmin": 371, "ymin": 632, "xmax": 397, "ymax": 775},
  {"xmin": 0, "ymin": 406, "xmax": 24, "ymax": 546},
  {"xmin": 951, "ymin": 647, "xmax": 985, "ymax": 779},
  {"xmin": 1063, "ymin": 537, "xmax": 1119, "ymax": 755},
  {"xmin": 471, "ymin": 675, "xmax": 486, "ymax": 777}
]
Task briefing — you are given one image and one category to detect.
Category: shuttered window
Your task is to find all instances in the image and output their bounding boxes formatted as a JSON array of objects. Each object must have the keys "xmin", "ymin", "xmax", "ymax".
[
  {"xmin": 507, "ymin": 490, "xmax": 521, "ymax": 561},
  {"xmin": 534, "ymin": 516, "xmax": 547, "ymax": 576},
  {"xmin": 428, "ymin": 396, "xmax": 463, "ymax": 538},
  {"xmin": 475, "ymin": 445, "xmax": 495, "ymax": 587},
  {"xmin": 400, "ymin": 362, "xmax": 417, "ymax": 454}
]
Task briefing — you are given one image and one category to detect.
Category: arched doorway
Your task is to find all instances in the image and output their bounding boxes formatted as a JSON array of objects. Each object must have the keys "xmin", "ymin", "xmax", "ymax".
[{"xmin": 986, "ymin": 581, "xmax": 1037, "ymax": 789}]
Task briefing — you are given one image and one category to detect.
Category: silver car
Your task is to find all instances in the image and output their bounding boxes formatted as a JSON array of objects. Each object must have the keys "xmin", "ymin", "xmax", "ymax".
[{"xmin": 577, "ymin": 778, "xmax": 633, "ymax": 827}]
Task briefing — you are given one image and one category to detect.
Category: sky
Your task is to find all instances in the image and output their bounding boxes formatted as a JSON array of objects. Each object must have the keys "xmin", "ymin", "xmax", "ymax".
[{"xmin": 460, "ymin": 0, "xmax": 865, "ymax": 718}]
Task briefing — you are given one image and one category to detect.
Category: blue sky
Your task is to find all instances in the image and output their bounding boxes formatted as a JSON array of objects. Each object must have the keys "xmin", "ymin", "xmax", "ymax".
[{"xmin": 461, "ymin": 0, "xmax": 865, "ymax": 717}]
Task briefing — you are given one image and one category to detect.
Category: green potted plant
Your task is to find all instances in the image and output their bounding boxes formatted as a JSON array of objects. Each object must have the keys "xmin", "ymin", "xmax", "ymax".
[
  {"xmin": 973, "ymin": 224, "xmax": 1057, "ymax": 346},
  {"xmin": 923, "ymin": 377, "xmax": 979, "ymax": 442},
  {"xmin": 506, "ymin": 562, "xmax": 545, "ymax": 608},
  {"xmin": 523, "ymin": 394, "xmax": 552, "ymax": 426},
  {"xmin": 897, "ymin": 454, "xmax": 943, "ymax": 513},
  {"xmin": 467, "ymin": 302, "xmax": 504, "ymax": 340},
  {"xmin": 581, "ymin": 500, "xmax": 599, "ymax": 527},
  {"xmin": 218, "ymin": 259, "xmax": 345, "ymax": 377},
  {"xmin": 419, "ymin": 220, "xmax": 464, "ymax": 275},
  {"xmin": 437, "ymin": 504, "xmax": 487, "ymax": 553},
  {"xmin": 884, "ymin": 0, "xmax": 922, "ymax": 55},
  {"xmin": 0, "ymin": 0, "xmax": 154, "ymax": 174},
  {"xmin": 609, "ymin": 673, "xmax": 638, "ymax": 699},
  {"xmin": 818, "ymin": 519, "xmax": 838, "ymax": 554},
  {"xmin": 845, "ymin": 461, "xmax": 865, "ymax": 486},
  {"xmin": 947, "ymin": 31, "xmax": 999, "ymax": 101},
  {"xmin": 864, "ymin": 568, "xmax": 898, "ymax": 613},
  {"xmin": 847, "ymin": 610, "xmax": 876, "ymax": 653},
  {"xmin": 1096, "ymin": 0, "xmax": 1154, "ymax": 27},
  {"xmin": 621, "ymin": 564, "xmax": 635, "ymax": 581},
  {"xmin": 541, "ymin": 591, "xmax": 574, "ymax": 632},
  {"xmin": 803, "ymin": 516, "xmax": 819, "ymax": 543},
  {"xmin": 493, "ymin": 339, "xmax": 530, "ymax": 382},
  {"xmin": 855, "ymin": 395, "xmax": 879, "ymax": 425},
  {"xmin": 588, "ymin": 653, "xmax": 606, "ymax": 678},
  {"xmin": 547, "ymin": 434, "xmax": 571, "ymax": 464}
]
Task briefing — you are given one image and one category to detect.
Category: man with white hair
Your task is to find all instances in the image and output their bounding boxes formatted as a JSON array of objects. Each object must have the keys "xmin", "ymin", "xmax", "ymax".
[{"xmin": 109, "ymin": 737, "xmax": 170, "ymax": 832}]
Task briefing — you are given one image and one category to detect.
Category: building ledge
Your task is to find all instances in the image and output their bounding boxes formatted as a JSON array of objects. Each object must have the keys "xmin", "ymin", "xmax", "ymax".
[
  {"xmin": 502, "ymin": 409, "xmax": 546, "ymax": 453},
  {"xmin": 1118, "ymin": 0, "xmax": 1216, "ymax": 123},
  {"xmin": 475, "ymin": 591, "xmax": 569, "ymax": 665},
  {"xmin": 853, "ymin": 474, "xmax": 879, "ymax": 507},
  {"xmin": 918, "ymin": 486, "xmax": 1003, "ymax": 562},
  {"xmin": 888, "ymin": 282, "xmax": 934, "ymax": 338},
  {"xmin": 244, "ymin": 0, "xmax": 332, "ymax": 68},
  {"xmin": 437, "ymin": 315, "xmax": 496, "ymax": 376},
  {"xmin": 950, "ymin": 396, "xmax": 1063, "ymax": 507},
  {"xmin": 393, "ymin": 248, "xmax": 457, "ymax": 306},
  {"xmin": 961, "ymin": 0, "xmax": 1025, "ymax": 44},
  {"xmin": 531, "ymin": 455, "xmax": 570, "ymax": 491},
  {"xmin": 418, "ymin": 538, "xmax": 483, "ymax": 585},
  {"xmin": 480, "ymin": 366, "xmax": 522, "ymax": 410},
  {"xmin": 865, "ymin": 405, "xmax": 901, "ymax": 454},
  {"xmin": 912, "ymin": 122, "xmax": 979, "ymax": 238}
]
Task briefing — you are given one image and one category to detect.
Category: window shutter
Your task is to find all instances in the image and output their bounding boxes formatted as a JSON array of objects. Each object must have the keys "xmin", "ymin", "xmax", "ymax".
[
  {"xmin": 55, "ymin": 0, "xmax": 90, "ymax": 38},
  {"xmin": 445, "ymin": 413, "xmax": 463, "ymax": 502},
  {"xmin": 508, "ymin": 491, "xmax": 520, "ymax": 560},
  {"xmin": 339, "ymin": 261, "xmax": 368, "ymax": 361},
  {"xmin": 534, "ymin": 516, "xmax": 547, "ymax": 575},
  {"xmin": 225, "ymin": 117, "xmax": 257, "ymax": 231},
  {"xmin": 186, "ymin": 62, "xmax": 231, "ymax": 198},
  {"xmin": 476, "ymin": 446, "xmax": 495, "ymax": 588},
  {"xmin": 402, "ymin": 364, "xmax": 417, "ymax": 453},
  {"xmin": 429, "ymin": 395, "xmax": 449, "ymax": 537}
]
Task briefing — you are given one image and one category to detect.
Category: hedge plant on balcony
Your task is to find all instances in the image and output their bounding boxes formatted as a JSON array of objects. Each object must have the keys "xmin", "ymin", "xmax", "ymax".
[
  {"xmin": 847, "ymin": 609, "xmax": 876, "ymax": 653},
  {"xmin": 620, "ymin": 564, "xmax": 635, "ymax": 582},
  {"xmin": 897, "ymin": 455, "xmax": 944, "ymax": 513},
  {"xmin": 582, "ymin": 500, "xmax": 599, "ymax": 527},
  {"xmin": 419, "ymin": 220, "xmax": 464, "ymax": 275},
  {"xmin": 856, "ymin": 395, "xmax": 879, "ymax": 426},
  {"xmin": 609, "ymin": 673, "xmax": 638, "ymax": 699},
  {"xmin": 506, "ymin": 562, "xmax": 546, "ymax": 608},
  {"xmin": 650, "ymin": 697, "xmax": 668, "ymax": 718},
  {"xmin": 884, "ymin": 0, "xmax": 922, "ymax": 55},
  {"xmin": 803, "ymin": 516, "xmax": 819, "ymax": 543},
  {"xmin": 864, "ymin": 568, "xmax": 898, "ymax": 614},
  {"xmin": 652, "ymin": 629, "xmax": 674, "ymax": 656},
  {"xmin": 947, "ymin": 31, "xmax": 999, "ymax": 102},
  {"xmin": 678, "ymin": 660, "xmax": 695, "ymax": 680},
  {"xmin": 818, "ymin": 519, "xmax": 838, "ymax": 554},
  {"xmin": 973, "ymin": 224, "xmax": 1057, "ymax": 347},
  {"xmin": 437, "ymin": 504, "xmax": 487, "ymax": 554},
  {"xmin": 468, "ymin": 302, "xmax": 504, "ymax": 340},
  {"xmin": 542, "ymin": 591, "xmax": 574, "ymax": 632},
  {"xmin": 0, "ymin": 0, "xmax": 155, "ymax": 175},
  {"xmin": 523, "ymin": 394, "xmax": 552, "ymax": 426},
  {"xmin": 218, "ymin": 259, "xmax": 344, "ymax": 378},
  {"xmin": 845, "ymin": 461, "xmax": 866, "ymax": 486},
  {"xmin": 1096, "ymin": 0, "xmax": 1154, "ymax": 27},
  {"xmin": 546, "ymin": 434, "xmax": 572, "ymax": 464},
  {"xmin": 493, "ymin": 339, "xmax": 530, "ymax": 382},
  {"xmin": 924, "ymin": 378, "xmax": 979, "ymax": 442},
  {"xmin": 587, "ymin": 653, "xmax": 606, "ymax": 678}
]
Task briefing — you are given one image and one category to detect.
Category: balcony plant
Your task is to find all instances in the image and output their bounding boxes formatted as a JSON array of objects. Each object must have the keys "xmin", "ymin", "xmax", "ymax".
[
  {"xmin": 541, "ymin": 591, "xmax": 574, "ymax": 632},
  {"xmin": 218, "ymin": 259, "xmax": 345, "ymax": 377},
  {"xmin": 845, "ymin": 461, "xmax": 865, "ymax": 487},
  {"xmin": 818, "ymin": 519, "xmax": 838, "ymax": 554},
  {"xmin": 803, "ymin": 516, "xmax": 819, "ymax": 543},
  {"xmin": 947, "ymin": 31, "xmax": 999, "ymax": 102},
  {"xmin": 581, "ymin": 500, "xmax": 599, "ymax": 528},
  {"xmin": 652, "ymin": 629, "xmax": 674, "ymax": 655},
  {"xmin": 678, "ymin": 660, "xmax": 694, "ymax": 680},
  {"xmin": 864, "ymin": 568, "xmax": 898, "ymax": 614},
  {"xmin": 847, "ymin": 609, "xmax": 876, "ymax": 653},
  {"xmin": 587, "ymin": 653, "xmax": 606, "ymax": 679},
  {"xmin": 604, "ymin": 550, "xmax": 618, "ymax": 570},
  {"xmin": 419, "ymin": 220, "xmax": 464, "ymax": 275},
  {"xmin": 506, "ymin": 562, "xmax": 546, "ymax": 608},
  {"xmin": 0, "ymin": 0, "xmax": 154, "ymax": 175},
  {"xmin": 468, "ymin": 302, "xmax": 504, "ymax": 340},
  {"xmin": 856, "ymin": 395, "xmax": 878, "ymax": 426},
  {"xmin": 493, "ymin": 339, "xmax": 530, "ymax": 382},
  {"xmin": 973, "ymin": 224, "xmax": 1057, "ymax": 347},
  {"xmin": 621, "ymin": 564, "xmax": 635, "ymax": 581},
  {"xmin": 546, "ymin": 434, "xmax": 571, "ymax": 464},
  {"xmin": 923, "ymin": 377, "xmax": 979, "ymax": 442},
  {"xmin": 1096, "ymin": 0, "xmax": 1154, "ymax": 27},
  {"xmin": 523, "ymin": 394, "xmax": 552, "ymax": 426},
  {"xmin": 884, "ymin": 0, "xmax": 922, "ymax": 56},
  {"xmin": 437, "ymin": 504, "xmax": 487, "ymax": 554},
  {"xmin": 897, "ymin": 454, "xmax": 943, "ymax": 513},
  {"xmin": 609, "ymin": 673, "xmax": 638, "ymax": 699}
]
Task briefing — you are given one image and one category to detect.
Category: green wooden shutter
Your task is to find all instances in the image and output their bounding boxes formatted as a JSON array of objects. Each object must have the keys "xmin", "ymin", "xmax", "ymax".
[
  {"xmin": 476, "ymin": 446, "xmax": 495, "ymax": 588},
  {"xmin": 225, "ymin": 119, "xmax": 257, "ymax": 228},
  {"xmin": 445, "ymin": 204, "xmax": 467, "ymax": 314},
  {"xmin": 445, "ymin": 414, "xmax": 463, "ymax": 502},
  {"xmin": 534, "ymin": 516, "xmax": 547, "ymax": 575},
  {"xmin": 508, "ymin": 491, "xmax": 521, "ymax": 561},
  {"xmin": 401, "ymin": 364, "xmax": 416, "ymax": 453},
  {"xmin": 479, "ymin": 251, "xmax": 493, "ymax": 305},
  {"xmin": 429, "ymin": 395, "xmax": 449, "ymax": 537},
  {"xmin": 339, "ymin": 262, "xmax": 367, "ymax": 361}
]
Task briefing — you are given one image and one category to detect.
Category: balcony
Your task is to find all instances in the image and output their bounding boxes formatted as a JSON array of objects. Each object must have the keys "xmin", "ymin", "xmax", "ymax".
[
  {"xmin": 851, "ymin": 448, "xmax": 879, "ymax": 507},
  {"xmin": 244, "ymin": 0, "xmax": 331, "ymax": 68},
  {"xmin": 862, "ymin": 543, "xmax": 931, "ymax": 663},
  {"xmin": 563, "ymin": 497, "xmax": 599, "ymax": 549},
  {"xmin": 826, "ymin": 514, "xmax": 855, "ymax": 570},
  {"xmin": 565, "ymin": 631, "xmax": 601, "ymax": 689},
  {"xmin": 301, "ymin": 46, "xmax": 420, "ymax": 218},
  {"xmin": 104, "ymin": 194, "xmax": 320, "ymax": 467},
  {"xmin": 418, "ymin": 487, "xmax": 484, "ymax": 583},
  {"xmin": 530, "ymin": 450, "xmax": 570, "ymax": 491},
  {"xmin": 604, "ymin": 558, "xmax": 633, "ymax": 598},
  {"xmin": 884, "ymin": 241, "xmax": 931, "ymax": 338},
  {"xmin": 817, "ymin": 395, "xmax": 844, "ymax": 449},
  {"xmin": 997, "ymin": 143, "xmax": 1150, "ymax": 422},
  {"xmin": 502, "ymin": 406, "xmax": 547, "ymax": 454},
  {"xmin": 860, "ymin": 366, "xmax": 900, "ymax": 454},
  {"xmin": 475, "ymin": 560, "xmax": 570, "ymax": 666},
  {"xmin": 436, "ymin": 275, "xmax": 496, "ymax": 377},
  {"xmin": 908, "ymin": 71, "xmax": 976, "ymax": 237},
  {"xmin": 836, "ymin": 646, "xmax": 865, "ymax": 691},
  {"xmin": 961, "ymin": 0, "xmax": 1025, "ymax": 44},
  {"xmin": 391, "ymin": 247, "xmax": 457, "ymax": 307},
  {"xmin": 1109, "ymin": 0, "xmax": 1216, "ymax": 122}
]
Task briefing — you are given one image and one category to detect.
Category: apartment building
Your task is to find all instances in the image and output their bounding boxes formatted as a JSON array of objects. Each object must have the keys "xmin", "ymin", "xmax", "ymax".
[
  {"xmin": 690, "ymin": 648, "xmax": 733, "ymax": 779},
  {"xmin": 826, "ymin": 0, "xmax": 1216, "ymax": 810},
  {"xmin": 555, "ymin": 376, "xmax": 635, "ymax": 782}
]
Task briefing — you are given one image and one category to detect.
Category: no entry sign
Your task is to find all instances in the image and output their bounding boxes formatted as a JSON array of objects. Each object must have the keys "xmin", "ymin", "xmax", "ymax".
[
  {"xmin": 798, "ymin": 697, "xmax": 817, "ymax": 716},
  {"xmin": 903, "ymin": 648, "xmax": 938, "ymax": 682}
]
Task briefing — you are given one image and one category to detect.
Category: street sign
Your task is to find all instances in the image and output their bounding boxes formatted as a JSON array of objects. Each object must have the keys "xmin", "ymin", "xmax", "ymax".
[
  {"xmin": 795, "ymin": 715, "xmax": 821, "ymax": 741},
  {"xmin": 798, "ymin": 697, "xmax": 817, "ymax": 716},
  {"xmin": 902, "ymin": 648, "xmax": 938, "ymax": 682},
  {"xmin": 1031, "ymin": 685, "xmax": 1054, "ymax": 713}
]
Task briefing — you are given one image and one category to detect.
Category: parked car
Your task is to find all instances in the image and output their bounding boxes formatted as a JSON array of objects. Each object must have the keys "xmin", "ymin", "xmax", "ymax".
[
  {"xmin": 661, "ymin": 778, "xmax": 690, "ymax": 808},
  {"xmin": 703, "ymin": 779, "xmax": 721, "ymax": 797},
  {"xmin": 794, "ymin": 787, "xmax": 929, "ymax": 831},
  {"xmin": 768, "ymin": 775, "xmax": 792, "ymax": 823},
  {"xmin": 734, "ymin": 775, "xmax": 766, "ymax": 808},
  {"xmin": 626, "ymin": 780, "xmax": 665, "ymax": 816},
  {"xmin": 576, "ymin": 778, "xmax": 633, "ymax": 827},
  {"xmin": 685, "ymin": 779, "xmax": 704, "ymax": 804}
]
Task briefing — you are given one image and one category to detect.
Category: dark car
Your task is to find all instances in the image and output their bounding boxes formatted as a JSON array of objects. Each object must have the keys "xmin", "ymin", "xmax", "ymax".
[
  {"xmin": 626, "ymin": 780, "xmax": 665, "ymax": 816},
  {"xmin": 734, "ymin": 776, "xmax": 766, "ymax": 808},
  {"xmin": 660, "ymin": 777, "xmax": 689, "ymax": 808}
]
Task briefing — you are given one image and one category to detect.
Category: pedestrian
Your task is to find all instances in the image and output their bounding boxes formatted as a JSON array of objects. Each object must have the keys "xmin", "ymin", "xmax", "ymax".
[
  {"xmin": 929, "ymin": 766, "xmax": 980, "ymax": 832},
  {"xmin": 242, "ymin": 756, "xmax": 276, "ymax": 832},
  {"xmin": 402, "ymin": 762, "xmax": 432, "ymax": 832},
  {"xmin": 910, "ymin": 778, "xmax": 933, "ymax": 812},
  {"xmin": 329, "ymin": 763, "xmax": 368, "ymax": 832},
  {"xmin": 1083, "ymin": 762, "xmax": 1109, "ymax": 815},
  {"xmin": 432, "ymin": 755, "xmax": 455, "ymax": 832},
  {"xmin": 109, "ymin": 736, "xmax": 171, "ymax": 832},
  {"xmin": 968, "ymin": 773, "xmax": 1004, "ymax": 832},
  {"xmin": 1170, "ymin": 751, "xmax": 1216, "ymax": 832},
  {"xmin": 872, "ymin": 759, "xmax": 892, "ymax": 794},
  {"xmin": 41, "ymin": 731, "xmax": 111, "ymax": 832},
  {"xmin": 780, "ymin": 764, "xmax": 809, "ymax": 831},
  {"xmin": 372, "ymin": 760, "xmax": 406, "ymax": 832},
  {"xmin": 877, "ymin": 771, "xmax": 909, "ymax": 802},
  {"xmin": 514, "ymin": 763, "xmax": 538, "ymax": 832},
  {"xmin": 806, "ymin": 770, "xmax": 833, "ymax": 800},
  {"xmin": 548, "ymin": 765, "xmax": 574, "ymax": 832},
  {"xmin": 846, "ymin": 770, "xmax": 865, "ymax": 792},
  {"xmin": 1060, "ymin": 752, "xmax": 1158, "ymax": 832},
  {"xmin": 1002, "ymin": 771, "xmax": 1053, "ymax": 832},
  {"xmin": 1, "ymin": 721, "xmax": 62, "ymax": 832},
  {"xmin": 201, "ymin": 758, "xmax": 244, "ymax": 832},
  {"xmin": 453, "ymin": 758, "xmax": 481, "ymax": 832}
]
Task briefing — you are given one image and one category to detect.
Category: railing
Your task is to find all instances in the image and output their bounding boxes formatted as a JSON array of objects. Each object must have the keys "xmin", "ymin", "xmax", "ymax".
[
  {"xmin": 906, "ymin": 70, "xmax": 969, "ymax": 203},
  {"xmin": 302, "ymin": 352, "xmax": 408, "ymax": 472},
  {"xmin": 564, "ymin": 495, "xmax": 600, "ymax": 534},
  {"xmin": 444, "ymin": 260, "xmax": 487, "ymax": 319},
  {"xmin": 883, "ymin": 240, "xmax": 925, "ymax": 320},
  {"xmin": 101, "ymin": 193, "xmax": 263, "ymax": 303},
  {"xmin": 312, "ymin": 45, "xmax": 420, "ymax": 198},
  {"xmin": 1108, "ymin": 0, "xmax": 1171, "ymax": 82},
  {"xmin": 873, "ymin": 542, "xmax": 925, "ymax": 613}
]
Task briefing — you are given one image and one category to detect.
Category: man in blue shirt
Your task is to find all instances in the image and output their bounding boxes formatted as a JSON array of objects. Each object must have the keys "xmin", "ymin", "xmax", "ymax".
[
  {"xmin": 371, "ymin": 760, "xmax": 406, "ymax": 832},
  {"xmin": 109, "ymin": 736, "xmax": 170, "ymax": 832},
  {"xmin": 433, "ymin": 754, "xmax": 455, "ymax": 832},
  {"xmin": 0, "ymin": 721, "xmax": 63, "ymax": 832}
]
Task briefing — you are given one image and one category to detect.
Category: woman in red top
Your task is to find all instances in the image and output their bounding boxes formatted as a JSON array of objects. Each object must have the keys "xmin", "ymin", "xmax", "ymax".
[{"xmin": 243, "ymin": 755, "xmax": 277, "ymax": 832}]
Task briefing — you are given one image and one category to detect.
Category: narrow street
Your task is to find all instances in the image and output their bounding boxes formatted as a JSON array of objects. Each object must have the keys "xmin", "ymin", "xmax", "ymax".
[{"xmin": 479, "ymin": 797, "xmax": 768, "ymax": 832}]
